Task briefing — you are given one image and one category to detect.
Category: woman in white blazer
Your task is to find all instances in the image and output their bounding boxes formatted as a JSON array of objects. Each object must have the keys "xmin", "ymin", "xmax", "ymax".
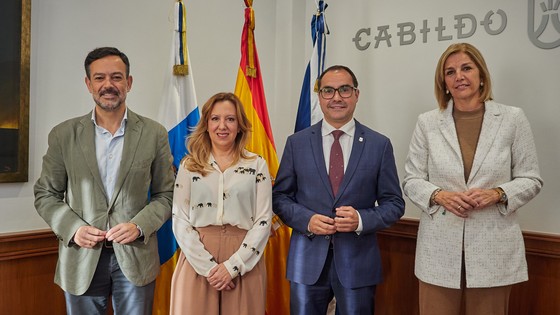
[{"xmin": 403, "ymin": 43, "xmax": 543, "ymax": 315}]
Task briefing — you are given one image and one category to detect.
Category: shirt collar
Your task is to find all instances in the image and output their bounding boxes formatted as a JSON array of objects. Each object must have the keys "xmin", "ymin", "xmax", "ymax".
[
  {"xmin": 91, "ymin": 107, "xmax": 128, "ymax": 129},
  {"xmin": 321, "ymin": 119, "xmax": 355, "ymax": 137}
]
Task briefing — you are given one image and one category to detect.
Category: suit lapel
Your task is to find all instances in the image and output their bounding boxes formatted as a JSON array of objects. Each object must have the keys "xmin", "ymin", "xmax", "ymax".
[
  {"xmin": 78, "ymin": 113, "xmax": 107, "ymax": 197},
  {"xmin": 109, "ymin": 110, "xmax": 143, "ymax": 207},
  {"xmin": 467, "ymin": 101, "xmax": 503, "ymax": 184},
  {"xmin": 310, "ymin": 122, "xmax": 333, "ymax": 199},
  {"xmin": 438, "ymin": 105, "xmax": 463, "ymax": 162}
]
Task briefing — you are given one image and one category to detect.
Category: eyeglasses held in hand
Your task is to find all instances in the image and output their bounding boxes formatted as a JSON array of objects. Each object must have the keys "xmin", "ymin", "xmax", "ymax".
[{"xmin": 318, "ymin": 85, "xmax": 357, "ymax": 99}]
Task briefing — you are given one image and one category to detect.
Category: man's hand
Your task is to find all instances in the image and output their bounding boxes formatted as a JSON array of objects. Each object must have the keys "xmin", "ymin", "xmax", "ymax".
[
  {"xmin": 73, "ymin": 226, "xmax": 106, "ymax": 248},
  {"xmin": 308, "ymin": 214, "xmax": 336, "ymax": 235},
  {"xmin": 106, "ymin": 223, "xmax": 140, "ymax": 244},
  {"xmin": 334, "ymin": 206, "xmax": 359, "ymax": 232}
]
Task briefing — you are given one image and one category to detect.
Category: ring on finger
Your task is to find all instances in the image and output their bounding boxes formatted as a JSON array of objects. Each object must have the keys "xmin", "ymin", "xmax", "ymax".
[{"xmin": 457, "ymin": 206, "xmax": 462, "ymax": 210}]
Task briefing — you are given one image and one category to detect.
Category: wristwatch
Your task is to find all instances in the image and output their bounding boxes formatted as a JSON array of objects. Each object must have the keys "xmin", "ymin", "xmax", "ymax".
[{"xmin": 494, "ymin": 187, "xmax": 508, "ymax": 204}]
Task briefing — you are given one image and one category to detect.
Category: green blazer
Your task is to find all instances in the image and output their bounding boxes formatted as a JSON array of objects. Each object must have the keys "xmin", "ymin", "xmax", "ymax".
[{"xmin": 34, "ymin": 109, "xmax": 175, "ymax": 295}]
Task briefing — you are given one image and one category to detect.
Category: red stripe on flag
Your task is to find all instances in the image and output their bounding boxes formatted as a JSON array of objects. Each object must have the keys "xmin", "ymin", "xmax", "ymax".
[
  {"xmin": 238, "ymin": 6, "xmax": 276, "ymax": 149},
  {"xmin": 234, "ymin": 3, "xmax": 291, "ymax": 315}
]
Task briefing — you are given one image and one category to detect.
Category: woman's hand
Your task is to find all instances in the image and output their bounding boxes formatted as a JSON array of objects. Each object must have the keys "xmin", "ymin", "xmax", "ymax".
[
  {"xmin": 207, "ymin": 263, "xmax": 235, "ymax": 291},
  {"xmin": 433, "ymin": 190, "xmax": 479, "ymax": 218},
  {"xmin": 465, "ymin": 188, "xmax": 501, "ymax": 210}
]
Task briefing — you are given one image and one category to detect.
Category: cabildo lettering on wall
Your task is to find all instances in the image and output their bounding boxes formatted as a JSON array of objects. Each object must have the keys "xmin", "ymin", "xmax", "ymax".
[
  {"xmin": 353, "ymin": 1, "xmax": 560, "ymax": 50},
  {"xmin": 352, "ymin": 9, "xmax": 507, "ymax": 50}
]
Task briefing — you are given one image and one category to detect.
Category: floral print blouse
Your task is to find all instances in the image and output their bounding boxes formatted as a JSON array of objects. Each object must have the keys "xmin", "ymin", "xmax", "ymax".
[{"xmin": 172, "ymin": 151, "xmax": 272, "ymax": 278}]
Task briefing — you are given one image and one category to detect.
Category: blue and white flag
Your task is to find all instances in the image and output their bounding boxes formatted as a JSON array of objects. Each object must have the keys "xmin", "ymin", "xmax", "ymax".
[
  {"xmin": 158, "ymin": 1, "xmax": 200, "ymax": 170},
  {"xmin": 294, "ymin": 0, "xmax": 328, "ymax": 132},
  {"xmin": 153, "ymin": 1, "xmax": 199, "ymax": 314}
]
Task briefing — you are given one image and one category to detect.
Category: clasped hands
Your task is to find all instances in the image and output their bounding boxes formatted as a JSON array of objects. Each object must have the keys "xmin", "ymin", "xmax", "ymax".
[
  {"xmin": 308, "ymin": 206, "xmax": 359, "ymax": 235},
  {"xmin": 207, "ymin": 263, "xmax": 235, "ymax": 291},
  {"xmin": 434, "ymin": 188, "xmax": 501, "ymax": 218},
  {"xmin": 73, "ymin": 223, "xmax": 140, "ymax": 249}
]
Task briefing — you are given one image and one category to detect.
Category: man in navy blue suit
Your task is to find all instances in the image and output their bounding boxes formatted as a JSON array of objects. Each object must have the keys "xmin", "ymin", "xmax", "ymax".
[{"xmin": 273, "ymin": 65, "xmax": 405, "ymax": 315}]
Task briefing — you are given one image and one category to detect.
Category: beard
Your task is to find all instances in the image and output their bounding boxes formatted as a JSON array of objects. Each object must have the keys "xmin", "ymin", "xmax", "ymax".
[
  {"xmin": 95, "ymin": 98, "xmax": 123, "ymax": 111},
  {"xmin": 94, "ymin": 87, "xmax": 125, "ymax": 111}
]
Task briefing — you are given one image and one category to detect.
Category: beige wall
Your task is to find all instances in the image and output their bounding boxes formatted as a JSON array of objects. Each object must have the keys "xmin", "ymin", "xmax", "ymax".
[{"xmin": 1, "ymin": 0, "xmax": 558, "ymax": 234}]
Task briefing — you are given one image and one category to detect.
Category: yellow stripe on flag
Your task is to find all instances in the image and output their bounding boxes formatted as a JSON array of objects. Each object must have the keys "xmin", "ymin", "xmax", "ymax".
[
  {"xmin": 152, "ymin": 250, "xmax": 180, "ymax": 315},
  {"xmin": 235, "ymin": 69, "xmax": 279, "ymax": 177}
]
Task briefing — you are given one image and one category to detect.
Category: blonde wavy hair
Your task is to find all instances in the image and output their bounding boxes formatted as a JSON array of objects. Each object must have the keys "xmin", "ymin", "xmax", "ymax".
[{"xmin": 183, "ymin": 92, "xmax": 253, "ymax": 176}]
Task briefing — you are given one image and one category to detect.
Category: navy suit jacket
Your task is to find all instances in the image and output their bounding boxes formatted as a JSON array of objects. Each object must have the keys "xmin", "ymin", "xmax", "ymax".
[{"xmin": 273, "ymin": 120, "xmax": 405, "ymax": 289}]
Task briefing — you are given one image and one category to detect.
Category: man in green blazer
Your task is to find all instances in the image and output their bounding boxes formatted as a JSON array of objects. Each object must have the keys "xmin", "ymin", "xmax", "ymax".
[{"xmin": 34, "ymin": 47, "xmax": 175, "ymax": 315}]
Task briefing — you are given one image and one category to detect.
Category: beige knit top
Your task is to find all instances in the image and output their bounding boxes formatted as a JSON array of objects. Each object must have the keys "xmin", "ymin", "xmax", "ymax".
[{"xmin": 453, "ymin": 105, "xmax": 485, "ymax": 182}]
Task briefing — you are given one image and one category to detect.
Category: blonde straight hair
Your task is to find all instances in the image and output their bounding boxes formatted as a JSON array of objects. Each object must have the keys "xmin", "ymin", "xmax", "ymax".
[{"xmin": 434, "ymin": 43, "xmax": 493, "ymax": 110}]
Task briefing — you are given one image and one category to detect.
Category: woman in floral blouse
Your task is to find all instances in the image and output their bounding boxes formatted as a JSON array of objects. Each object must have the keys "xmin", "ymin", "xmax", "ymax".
[{"xmin": 170, "ymin": 92, "xmax": 272, "ymax": 315}]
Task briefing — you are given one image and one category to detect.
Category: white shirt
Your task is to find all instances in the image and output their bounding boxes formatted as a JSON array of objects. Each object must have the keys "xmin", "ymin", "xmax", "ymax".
[
  {"xmin": 321, "ymin": 119, "xmax": 355, "ymax": 173},
  {"xmin": 321, "ymin": 119, "xmax": 363, "ymax": 233},
  {"xmin": 172, "ymin": 151, "xmax": 272, "ymax": 278}
]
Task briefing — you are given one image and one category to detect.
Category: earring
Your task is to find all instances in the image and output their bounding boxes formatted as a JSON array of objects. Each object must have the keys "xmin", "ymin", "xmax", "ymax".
[
  {"xmin": 445, "ymin": 89, "xmax": 449, "ymax": 95},
  {"xmin": 480, "ymin": 82, "xmax": 484, "ymax": 86}
]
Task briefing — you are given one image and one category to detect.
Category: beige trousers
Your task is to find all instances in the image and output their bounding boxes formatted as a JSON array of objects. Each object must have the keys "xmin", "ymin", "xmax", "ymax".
[
  {"xmin": 419, "ymin": 280, "xmax": 512, "ymax": 315},
  {"xmin": 170, "ymin": 225, "xmax": 266, "ymax": 315}
]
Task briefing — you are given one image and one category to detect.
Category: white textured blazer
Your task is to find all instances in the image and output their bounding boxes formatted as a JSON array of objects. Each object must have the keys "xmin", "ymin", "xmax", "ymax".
[{"xmin": 403, "ymin": 100, "xmax": 543, "ymax": 289}]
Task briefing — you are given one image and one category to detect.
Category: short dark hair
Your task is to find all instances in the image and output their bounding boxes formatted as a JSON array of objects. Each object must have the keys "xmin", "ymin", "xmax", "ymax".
[
  {"xmin": 317, "ymin": 65, "xmax": 359, "ymax": 89},
  {"xmin": 84, "ymin": 47, "xmax": 130, "ymax": 78}
]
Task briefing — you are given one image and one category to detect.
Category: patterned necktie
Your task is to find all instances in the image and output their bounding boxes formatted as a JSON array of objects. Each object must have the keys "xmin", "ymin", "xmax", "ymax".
[{"xmin": 329, "ymin": 130, "xmax": 344, "ymax": 196}]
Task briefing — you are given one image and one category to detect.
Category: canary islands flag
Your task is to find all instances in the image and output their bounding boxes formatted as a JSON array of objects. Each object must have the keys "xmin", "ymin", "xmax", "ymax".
[
  {"xmin": 233, "ymin": 1, "xmax": 291, "ymax": 314},
  {"xmin": 295, "ymin": 0, "xmax": 328, "ymax": 132},
  {"xmin": 153, "ymin": 1, "xmax": 200, "ymax": 314}
]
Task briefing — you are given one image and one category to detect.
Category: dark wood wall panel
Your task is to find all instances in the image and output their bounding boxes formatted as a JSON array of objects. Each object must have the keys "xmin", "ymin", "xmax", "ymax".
[
  {"xmin": 510, "ymin": 233, "xmax": 560, "ymax": 315},
  {"xmin": 1, "ymin": 221, "xmax": 558, "ymax": 315},
  {"xmin": 376, "ymin": 219, "xmax": 419, "ymax": 315},
  {"xmin": 376, "ymin": 219, "xmax": 560, "ymax": 315},
  {"xmin": 0, "ymin": 229, "xmax": 65, "ymax": 315}
]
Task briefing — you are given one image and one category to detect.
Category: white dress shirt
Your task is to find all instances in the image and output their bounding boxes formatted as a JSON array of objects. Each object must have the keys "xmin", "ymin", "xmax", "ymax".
[
  {"xmin": 321, "ymin": 119, "xmax": 354, "ymax": 173},
  {"xmin": 321, "ymin": 119, "xmax": 363, "ymax": 233}
]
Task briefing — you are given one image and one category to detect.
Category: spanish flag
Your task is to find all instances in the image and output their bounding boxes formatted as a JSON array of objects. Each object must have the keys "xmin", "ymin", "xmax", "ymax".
[
  {"xmin": 233, "ymin": 1, "xmax": 291, "ymax": 314},
  {"xmin": 154, "ymin": 1, "xmax": 200, "ymax": 314}
]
